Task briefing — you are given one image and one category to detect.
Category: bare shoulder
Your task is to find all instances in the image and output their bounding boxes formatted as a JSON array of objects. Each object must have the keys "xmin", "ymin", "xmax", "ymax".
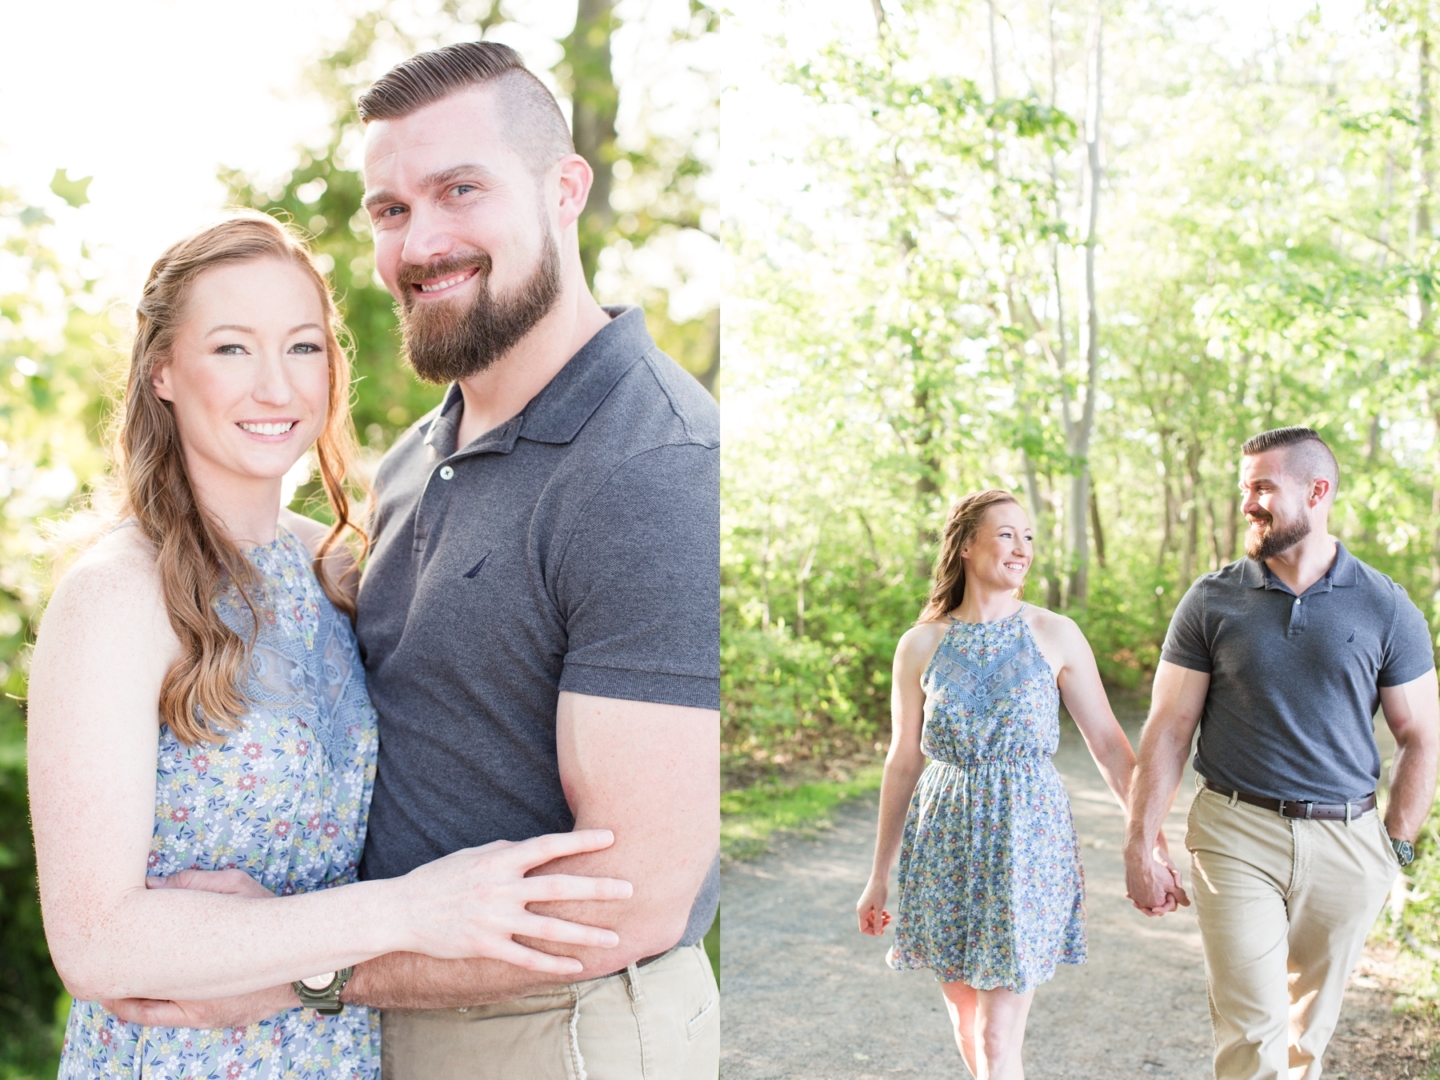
[
  {"xmin": 36, "ymin": 525, "xmax": 176, "ymax": 672},
  {"xmin": 46, "ymin": 527, "xmax": 164, "ymax": 625},
  {"xmin": 1023, "ymin": 604, "xmax": 1083, "ymax": 643},
  {"xmin": 277, "ymin": 509, "xmax": 330, "ymax": 557},
  {"xmin": 895, "ymin": 619, "xmax": 950, "ymax": 672}
]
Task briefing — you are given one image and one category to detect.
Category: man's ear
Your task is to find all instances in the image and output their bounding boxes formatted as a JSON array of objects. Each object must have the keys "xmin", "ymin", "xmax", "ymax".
[
  {"xmin": 554, "ymin": 154, "xmax": 593, "ymax": 230},
  {"xmin": 1310, "ymin": 476, "xmax": 1332, "ymax": 507}
]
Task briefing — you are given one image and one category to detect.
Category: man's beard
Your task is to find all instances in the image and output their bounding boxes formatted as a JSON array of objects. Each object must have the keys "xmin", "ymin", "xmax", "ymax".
[
  {"xmin": 395, "ymin": 225, "xmax": 561, "ymax": 385},
  {"xmin": 1245, "ymin": 510, "xmax": 1311, "ymax": 561}
]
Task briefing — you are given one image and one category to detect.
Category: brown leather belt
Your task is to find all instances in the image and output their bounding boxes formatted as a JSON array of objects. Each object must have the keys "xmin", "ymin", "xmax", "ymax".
[{"xmin": 1202, "ymin": 779, "xmax": 1376, "ymax": 821}]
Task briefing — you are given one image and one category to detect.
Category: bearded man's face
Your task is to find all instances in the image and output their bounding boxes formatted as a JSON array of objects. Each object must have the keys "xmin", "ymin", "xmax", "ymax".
[
  {"xmin": 1240, "ymin": 451, "xmax": 1313, "ymax": 561},
  {"xmin": 394, "ymin": 218, "xmax": 561, "ymax": 384},
  {"xmin": 361, "ymin": 85, "xmax": 567, "ymax": 383}
]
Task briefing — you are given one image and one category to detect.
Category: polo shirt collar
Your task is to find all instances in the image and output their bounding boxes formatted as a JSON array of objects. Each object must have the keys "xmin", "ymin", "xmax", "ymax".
[
  {"xmin": 422, "ymin": 305, "xmax": 651, "ymax": 461},
  {"xmin": 1242, "ymin": 540, "xmax": 1357, "ymax": 593}
]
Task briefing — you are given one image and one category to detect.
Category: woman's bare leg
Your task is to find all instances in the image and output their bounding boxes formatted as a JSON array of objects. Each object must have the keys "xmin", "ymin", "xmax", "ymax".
[
  {"xmin": 940, "ymin": 981, "xmax": 979, "ymax": 1076},
  {"xmin": 941, "ymin": 982, "xmax": 1035, "ymax": 1080}
]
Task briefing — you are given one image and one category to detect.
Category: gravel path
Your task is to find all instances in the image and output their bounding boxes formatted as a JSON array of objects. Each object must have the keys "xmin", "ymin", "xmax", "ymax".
[{"xmin": 720, "ymin": 714, "xmax": 1398, "ymax": 1079}]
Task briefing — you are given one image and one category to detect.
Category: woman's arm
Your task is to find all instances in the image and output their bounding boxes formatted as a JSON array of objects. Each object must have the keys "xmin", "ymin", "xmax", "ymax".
[
  {"xmin": 856, "ymin": 624, "xmax": 940, "ymax": 935},
  {"xmin": 1041, "ymin": 611, "xmax": 1188, "ymax": 913},
  {"xmin": 1045, "ymin": 614, "xmax": 1136, "ymax": 811},
  {"xmin": 29, "ymin": 534, "xmax": 627, "ymax": 1003}
]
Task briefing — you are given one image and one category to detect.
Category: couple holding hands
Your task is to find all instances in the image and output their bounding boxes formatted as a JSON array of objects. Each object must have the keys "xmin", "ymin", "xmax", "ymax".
[
  {"xmin": 859, "ymin": 428, "xmax": 1439, "ymax": 1080},
  {"xmin": 29, "ymin": 42, "xmax": 719, "ymax": 1080}
]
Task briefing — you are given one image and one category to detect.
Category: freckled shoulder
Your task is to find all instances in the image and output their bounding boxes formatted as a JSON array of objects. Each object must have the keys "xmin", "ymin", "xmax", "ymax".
[
  {"xmin": 896, "ymin": 619, "xmax": 951, "ymax": 675},
  {"xmin": 38, "ymin": 525, "xmax": 176, "ymax": 666}
]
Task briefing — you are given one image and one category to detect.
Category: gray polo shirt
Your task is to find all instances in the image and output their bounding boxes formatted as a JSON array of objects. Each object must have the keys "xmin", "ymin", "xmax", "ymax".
[
  {"xmin": 1161, "ymin": 543, "xmax": 1433, "ymax": 803},
  {"xmin": 356, "ymin": 306, "xmax": 720, "ymax": 950}
]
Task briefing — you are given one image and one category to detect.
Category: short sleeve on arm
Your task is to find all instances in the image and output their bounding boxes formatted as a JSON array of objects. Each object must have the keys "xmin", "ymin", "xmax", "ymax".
[
  {"xmin": 1160, "ymin": 578, "xmax": 1213, "ymax": 673},
  {"xmin": 1378, "ymin": 584, "xmax": 1436, "ymax": 688},
  {"xmin": 555, "ymin": 442, "xmax": 720, "ymax": 710}
]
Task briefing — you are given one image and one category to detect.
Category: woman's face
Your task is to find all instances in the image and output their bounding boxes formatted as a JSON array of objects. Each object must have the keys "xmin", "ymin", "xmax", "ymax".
[
  {"xmin": 961, "ymin": 503, "xmax": 1034, "ymax": 592},
  {"xmin": 153, "ymin": 256, "xmax": 330, "ymax": 492}
]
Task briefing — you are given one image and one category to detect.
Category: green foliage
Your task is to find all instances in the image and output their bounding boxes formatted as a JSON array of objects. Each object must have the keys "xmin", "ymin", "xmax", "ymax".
[
  {"xmin": 1383, "ymin": 792, "xmax": 1440, "ymax": 1003},
  {"xmin": 720, "ymin": 769, "xmax": 883, "ymax": 861},
  {"xmin": 726, "ymin": 0, "xmax": 1440, "ymax": 774},
  {"xmin": 0, "ymin": 182, "xmax": 123, "ymax": 1076}
]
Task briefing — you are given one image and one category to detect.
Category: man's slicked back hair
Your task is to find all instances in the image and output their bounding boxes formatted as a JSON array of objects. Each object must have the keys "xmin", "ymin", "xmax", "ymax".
[
  {"xmin": 357, "ymin": 41, "xmax": 574, "ymax": 176},
  {"xmin": 1242, "ymin": 425, "xmax": 1340, "ymax": 491}
]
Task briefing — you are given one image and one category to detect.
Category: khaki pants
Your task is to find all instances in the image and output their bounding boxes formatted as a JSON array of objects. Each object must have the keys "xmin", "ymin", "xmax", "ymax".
[
  {"xmin": 379, "ymin": 942, "xmax": 719, "ymax": 1080},
  {"xmin": 1185, "ymin": 783, "xmax": 1398, "ymax": 1080}
]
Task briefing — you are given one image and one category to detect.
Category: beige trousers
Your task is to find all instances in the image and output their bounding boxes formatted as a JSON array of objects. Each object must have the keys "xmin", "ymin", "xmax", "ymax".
[
  {"xmin": 1185, "ymin": 783, "xmax": 1398, "ymax": 1080},
  {"xmin": 379, "ymin": 942, "xmax": 719, "ymax": 1080}
]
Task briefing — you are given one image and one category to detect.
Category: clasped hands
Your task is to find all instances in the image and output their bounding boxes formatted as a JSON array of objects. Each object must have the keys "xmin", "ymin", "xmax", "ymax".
[{"xmin": 1123, "ymin": 831, "xmax": 1190, "ymax": 917}]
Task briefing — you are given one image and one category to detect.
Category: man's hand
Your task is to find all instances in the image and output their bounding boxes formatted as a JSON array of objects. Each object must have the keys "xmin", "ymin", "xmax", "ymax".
[
  {"xmin": 1125, "ymin": 660, "xmax": 1208, "ymax": 918},
  {"xmin": 101, "ymin": 868, "xmax": 295, "ymax": 1029},
  {"xmin": 1124, "ymin": 840, "xmax": 1190, "ymax": 917},
  {"xmin": 102, "ymin": 984, "xmax": 296, "ymax": 1030}
]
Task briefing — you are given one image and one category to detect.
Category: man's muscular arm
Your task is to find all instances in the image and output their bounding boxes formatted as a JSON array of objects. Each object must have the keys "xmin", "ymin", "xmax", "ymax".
[
  {"xmin": 1379, "ymin": 669, "xmax": 1440, "ymax": 844},
  {"xmin": 342, "ymin": 692, "xmax": 719, "ymax": 1009}
]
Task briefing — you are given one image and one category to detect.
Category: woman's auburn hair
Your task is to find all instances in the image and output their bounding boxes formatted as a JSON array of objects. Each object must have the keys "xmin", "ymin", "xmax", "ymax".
[
  {"xmin": 117, "ymin": 212, "xmax": 367, "ymax": 746},
  {"xmin": 917, "ymin": 489, "xmax": 1021, "ymax": 623}
]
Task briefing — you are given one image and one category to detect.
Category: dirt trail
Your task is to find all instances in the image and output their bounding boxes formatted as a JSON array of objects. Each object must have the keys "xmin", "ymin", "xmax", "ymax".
[{"xmin": 720, "ymin": 714, "xmax": 1398, "ymax": 1079}]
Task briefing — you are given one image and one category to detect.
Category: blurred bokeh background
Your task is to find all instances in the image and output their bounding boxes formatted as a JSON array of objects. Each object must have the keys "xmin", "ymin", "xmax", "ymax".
[
  {"xmin": 722, "ymin": 0, "xmax": 1440, "ymax": 1028},
  {"xmin": 0, "ymin": 1, "xmax": 717, "ymax": 1071}
]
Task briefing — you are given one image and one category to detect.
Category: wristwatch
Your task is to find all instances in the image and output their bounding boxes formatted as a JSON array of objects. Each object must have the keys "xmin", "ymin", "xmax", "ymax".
[
  {"xmin": 292, "ymin": 967, "xmax": 353, "ymax": 1015},
  {"xmin": 1390, "ymin": 836, "xmax": 1416, "ymax": 867}
]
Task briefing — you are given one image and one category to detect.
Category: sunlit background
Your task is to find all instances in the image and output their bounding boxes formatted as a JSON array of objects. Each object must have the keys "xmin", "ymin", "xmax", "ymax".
[{"xmin": 720, "ymin": 0, "xmax": 1440, "ymax": 1051}]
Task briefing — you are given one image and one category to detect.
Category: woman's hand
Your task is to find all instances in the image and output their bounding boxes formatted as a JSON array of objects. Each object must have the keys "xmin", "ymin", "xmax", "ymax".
[
  {"xmin": 398, "ymin": 829, "xmax": 632, "ymax": 974},
  {"xmin": 856, "ymin": 877, "xmax": 892, "ymax": 936}
]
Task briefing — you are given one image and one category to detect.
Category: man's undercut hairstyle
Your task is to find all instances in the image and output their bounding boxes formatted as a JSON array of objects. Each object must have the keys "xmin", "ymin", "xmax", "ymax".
[
  {"xmin": 357, "ymin": 41, "xmax": 574, "ymax": 177},
  {"xmin": 1242, "ymin": 426, "xmax": 1340, "ymax": 492}
]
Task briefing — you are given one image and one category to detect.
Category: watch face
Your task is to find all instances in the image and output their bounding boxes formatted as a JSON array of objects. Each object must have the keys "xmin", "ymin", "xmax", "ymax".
[
  {"xmin": 301, "ymin": 971, "xmax": 337, "ymax": 991},
  {"xmin": 1393, "ymin": 839, "xmax": 1415, "ymax": 866}
]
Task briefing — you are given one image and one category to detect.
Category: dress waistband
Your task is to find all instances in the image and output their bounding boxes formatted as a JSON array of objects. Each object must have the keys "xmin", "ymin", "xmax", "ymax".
[{"xmin": 928, "ymin": 754, "xmax": 1049, "ymax": 768}]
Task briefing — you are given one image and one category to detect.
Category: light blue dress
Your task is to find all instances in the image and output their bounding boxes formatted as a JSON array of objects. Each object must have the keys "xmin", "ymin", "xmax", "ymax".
[
  {"xmin": 59, "ymin": 527, "xmax": 381, "ymax": 1079},
  {"xmin": 887, "ymin": 608, "xmax": 1086, "ymax": 992}
]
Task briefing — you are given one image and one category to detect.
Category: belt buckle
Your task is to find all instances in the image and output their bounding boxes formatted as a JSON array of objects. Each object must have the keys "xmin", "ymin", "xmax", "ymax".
[{"xmin": 1277, "ymin": 799, "xmax": 1287, "ymax": 817}]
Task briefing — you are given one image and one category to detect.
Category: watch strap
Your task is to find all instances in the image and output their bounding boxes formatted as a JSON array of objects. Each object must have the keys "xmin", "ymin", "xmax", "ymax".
[{"xmin": 292, "ymin": 966, "xmax": 353, "ymax": 1015}]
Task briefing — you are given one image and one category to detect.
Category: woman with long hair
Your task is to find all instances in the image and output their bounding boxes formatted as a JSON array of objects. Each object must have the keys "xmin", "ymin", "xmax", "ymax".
[
  {"xmin": 855, "ymin": 490, "xmax": 1183, "ymax": 1080},
  {"xmin": 28, "ymin": 214, "xmax": 629, "ymax": 1079}
]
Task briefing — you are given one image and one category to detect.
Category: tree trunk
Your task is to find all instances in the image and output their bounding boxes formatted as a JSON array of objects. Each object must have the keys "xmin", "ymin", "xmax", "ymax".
[
  {"xmin": 565, "ymin": 0, "xmax": 618, "ymax": 290},
  {"xmin": 1089, "ymin": 487, "xmax": 1106, "ymax": 568},
  {"xmin": 1416, "ymin": 31, "xmax": 1440, "ymax": 602},
  {"xmin": 914, "ymin": 386, "xmax": 942, "ymax": 581},
  {"xmin": 1068, "ymin": 9, "xmax": 1104, "ymax": 605}
]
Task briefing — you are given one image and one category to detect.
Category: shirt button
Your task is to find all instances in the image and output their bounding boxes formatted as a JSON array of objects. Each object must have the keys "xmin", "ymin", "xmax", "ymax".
[
  {"xmin": 439, "ymin": 465, "xmax": 455, "ymax": 481},
  {"xmin": 1294, "ymin": 599, "xmax": 1301, "ymax": 605}
]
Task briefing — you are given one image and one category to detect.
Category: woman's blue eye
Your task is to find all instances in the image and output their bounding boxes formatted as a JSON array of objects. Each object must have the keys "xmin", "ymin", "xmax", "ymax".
[
  {"xmin": 291, "ymin": 342, "xmax": 323, "ymax": 354},
  {"xmin": 215, "ymin": 344, "xmax": 247, "ymax": 355}
]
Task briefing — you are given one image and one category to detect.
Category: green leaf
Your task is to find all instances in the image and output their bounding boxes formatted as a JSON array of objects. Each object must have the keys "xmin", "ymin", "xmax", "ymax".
[{"xmin": 48, "ymin": 169, "xmax": 92, "ymax": 209}]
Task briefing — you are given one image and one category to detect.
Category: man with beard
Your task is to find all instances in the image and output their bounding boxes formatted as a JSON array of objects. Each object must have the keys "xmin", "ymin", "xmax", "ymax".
[
  {"xmin": 343, "ymin": 42, "xmax": 720, "ymax": 1076},
  {"xmin": 1123, "ymin": 426, "xmax": 1437, "ymax": 1080}
]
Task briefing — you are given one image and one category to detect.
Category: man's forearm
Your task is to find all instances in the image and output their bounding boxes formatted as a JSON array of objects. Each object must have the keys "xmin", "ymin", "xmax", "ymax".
[
  {"xmin": 1124, "ymin": 727, "xmax": 1190, "ymax": 855},
  {"xmin": 343, "ymin": 951, "xmax": 557, "ymax": 1011},
  {"xmin": 1384, "ymin": 738, "xmax": 1439, "ymax": 842}
]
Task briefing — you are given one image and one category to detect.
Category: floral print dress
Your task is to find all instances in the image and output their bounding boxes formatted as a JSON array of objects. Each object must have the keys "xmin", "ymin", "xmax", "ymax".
[
  {"xmin": 60, "ymin": 527, "xmax": 381, "ymax": 1079},
  {"xmin": 887, "ymin": 607, "xmax": 1086, "ymax": 993}
]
